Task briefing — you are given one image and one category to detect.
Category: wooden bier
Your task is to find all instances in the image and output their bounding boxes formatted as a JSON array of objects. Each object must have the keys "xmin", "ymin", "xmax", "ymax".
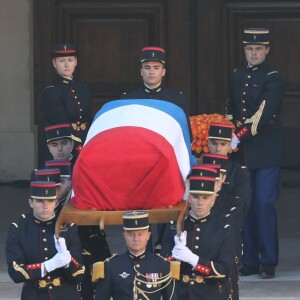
[{"xmin": 55, "ymin": 201, "xmax": 186, "ymax": 237}]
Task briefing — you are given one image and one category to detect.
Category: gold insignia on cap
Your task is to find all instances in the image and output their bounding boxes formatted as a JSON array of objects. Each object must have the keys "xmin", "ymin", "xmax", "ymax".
[
  {"xmin": 64, "ymin": 45, "xmax": 67, "ymax": 50},
  {"xmin": 152, "ymin": 52, "xmax": 155, "ymax": 57},
  {"xmin": 56, "ymin": 130, "xmax": 59, "ymax": 135},
  {"xmin": 254, "ymin": 35, "xmax": 256, "ymax": 40},
  {"xmin": 200, "ymin": 171, "xmax": 203, "ymax": 176},
  {"xmin": 201, "ymin": 182, "xmax": 204, "ymax": 187},
  {"xmin": 135, "ymin": 220, "xmax": 138, "ymax": 225},
  {"xmin": 45, "ymin": 189, "xmax": 48, "ymax": 195},
  {"xmin": 47, "ymin": 176, "xmax": 50, "ymax": 181},
  {"xmin": 219, "ymin": 129, "xmax": 222, "ymax": 134},
  {"xmin": 213, "ymin": 160, "xmax": 216, "ymax": 164}
]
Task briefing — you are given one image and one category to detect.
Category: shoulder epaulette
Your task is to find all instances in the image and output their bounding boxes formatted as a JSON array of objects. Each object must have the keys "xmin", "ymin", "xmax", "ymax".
[
  {"xmin": 224, "ymin": 224, "xmax": 231, "ymax": 228},
  {"xmin": 91, "ymin": 254, "xmax": 118, "ymax": 282},
  {"xmin": 155, "ymin": 253, "xmax": 168, "ymax": 261},
  {"xmin": 21, "ymin": 214, "xmax": 26, "ymax": 219},
  {"xmin": 123, "ymin": 92, "xmax": 127, "ymax": 95},
  {"xmin": 268, "ymin": 71, "xmax": 279, "ymax": 76},
  {"xmin": 234, "ymin": 67, "xmax": 239, "ymax": 72},
  {"xmin": 105, "ymin": 253, "xmax": 118, "ymax": 262},
  {"xmin": 241, "ymin": 166, "xmax": 247, "ymax": 169},
  {"xmin": 179, "ymin": 91, "xmax": 183, "ymax": 94},
  {"xmin": 70, "ymin": 223, "xmax": 75, "ymax": 227},
  {"xmin": 44, "ymin": 85, "xmax": 54, "ymax": 90}
]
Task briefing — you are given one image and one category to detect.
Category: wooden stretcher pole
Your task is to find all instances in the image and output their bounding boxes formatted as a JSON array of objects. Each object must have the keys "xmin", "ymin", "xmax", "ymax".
[
  {"xmin": 55, "ymin": 188, "xmax": 73, "ymax": 238},
  {"xmin": 99, "ymin": 216, "xmax": 105, "ymax": 231},
  {"xmin": 176, "ymin": 200, "xmax": 189, "ymax": 237}
]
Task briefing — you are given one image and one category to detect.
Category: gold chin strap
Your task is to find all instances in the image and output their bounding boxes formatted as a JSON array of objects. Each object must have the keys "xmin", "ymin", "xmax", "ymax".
[{"xmin": 71, "ymin": 134, "xmax": 82, "ymax": 143}]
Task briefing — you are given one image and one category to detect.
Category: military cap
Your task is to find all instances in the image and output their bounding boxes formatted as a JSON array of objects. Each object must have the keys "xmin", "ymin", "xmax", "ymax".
[
  {"xmin": 123, "ymin": 211, "xmax": 149, "ymax": 231},
  {"xmin": 52, "ymin": 43, "xmax": 77, "ymax": 58},
  {"xmin": 141, "ymin": 46, "xmax": 166, "ymax": 64},
  {"xmin": 34, "ymin": 169, "xmax": 61, "ymax": 185},
  {"xmin": 45, "ymin": 124, "xmax": 72, "ymax": 143},
  {"xmin": 30, "ymin": 181, "xmax": 57, "ymax": 200},
  {"xmin": 45, "ymin": 160, "xmax": 71, "ymax": 177},
  {"xmin": 191, "ymin": 164, "xmax": 218, "ymax": 179},
  {"xmin": 208, "ymin": 122, "xmax": 233, "ymax": 141},
  {"xmin": 189, "ymin": 176, "xmax": 215, "ymax": 195},
  {"xmin": 202, "ymin": 163, "xmax": 222, "ymax": 180},
  {"xmin": 202, "ymin": 153, "xmax": 228, "ymax": 173},
  {"xmin": 243, "ymin": 28, "xmax": 270, "ymax": 45}
]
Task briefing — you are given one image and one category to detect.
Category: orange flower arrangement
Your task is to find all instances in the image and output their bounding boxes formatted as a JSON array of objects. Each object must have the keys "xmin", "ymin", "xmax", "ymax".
[{"xmin": 189, "ymin": 114, "xmax": 235, "ymax": 157}]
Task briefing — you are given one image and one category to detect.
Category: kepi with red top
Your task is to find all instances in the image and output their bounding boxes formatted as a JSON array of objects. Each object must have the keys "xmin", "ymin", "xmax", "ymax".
[
  {"xmin": 202, "ymin": 153, "xmax": 228, "ymax": 173},
  {"xmin": 189, "ymin": 176, "xmax": 216, "ymax": 195},
  {"xmin": 30, "ymin": 181, "xmax": 57, "ymax": 200},
  {"xmin": 51, "ymin": 43, "xmax": 77, "ymax": 58},
  {"xmin": 190, "ymin": 164, "xmax": 218, "ymax": 179},
  {"xmin": 140, "ymin": 46, "xmax": 166, "ymax": 64},
  {"xmin": 45, "ymin": 123, "xmax": 72, "ymax": 143},
  {"xmin": 34, "ymin": 169, "xmax": 61, "ymax": 185},
  {"xmin": 45, "ymin": 160, "xmax": 71, "ymax": 177},
  {"xmin": 208, "ymin": 122, "xmax": 233, "ymax": 141}
]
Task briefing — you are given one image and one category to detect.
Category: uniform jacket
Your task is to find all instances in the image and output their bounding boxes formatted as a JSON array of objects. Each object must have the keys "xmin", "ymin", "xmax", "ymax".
[
  {"xmin": 5, "ymin": 211, "xmax": 84, "ymax": 300},
  {"xmin": 95, "ymin": 251, "xmax": 175, "ymax": 300},
  {"xmin": 161, "ymin": 214, "xmax": 235, "ymax": 300},
  {"xmin": 41, "ymin": 75, "xmax": 92, "ymax": 144},
  {"xmin": 226, "ymin": 61, "xmax": 284, "ymax": 169},
  {"xmin": 214, "ymin": 160, "xmax": 251, "ymax": 231},
  {"xmin": 55, "ymin": 195, "xmax": 111, "ymax": 300},
  {"xmin": 121, "ymin": 84, "xmax": 189, "ymax": 115}
]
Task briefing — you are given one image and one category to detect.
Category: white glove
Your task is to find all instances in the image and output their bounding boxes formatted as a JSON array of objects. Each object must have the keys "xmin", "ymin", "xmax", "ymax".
[
  {"xmin": 174, "ymin": 231, "xmax": 187, "ymax": 247},
  {"xmin": 44, "ymin": 251, "xmax": 71, "ymax": 273},
  {"xmin": 231, "ymin": 134, "xmax": 240, "ymax": 150},
  {"xmin": 172, "ymin": 245, "xmax": 199, "ymax": 268},
  {"xmin": 54, "ymin": 235, "xmax": 68, "ymax": 253}
]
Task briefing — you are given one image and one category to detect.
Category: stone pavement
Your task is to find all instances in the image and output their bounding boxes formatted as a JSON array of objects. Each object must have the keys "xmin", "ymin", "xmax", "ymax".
[{"xmin": 0, "ymin": 169, "xmax": 299, "ymax": 299}]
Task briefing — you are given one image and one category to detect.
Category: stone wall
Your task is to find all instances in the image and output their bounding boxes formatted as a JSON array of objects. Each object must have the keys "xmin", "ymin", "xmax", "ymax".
[{"xmin": 0, "ymin": 0, "xmax": 35, "ymax": 182}]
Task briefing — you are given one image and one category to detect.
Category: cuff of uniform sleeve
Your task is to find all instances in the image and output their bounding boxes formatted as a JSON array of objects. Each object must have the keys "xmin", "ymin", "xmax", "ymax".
[
  {"xmin": 193, "ymin": 257, "xmax": 211, "ymax": 275},
  {"xmin": 235, "ymin": 126, "xmax": 249, "ymax": 140}
]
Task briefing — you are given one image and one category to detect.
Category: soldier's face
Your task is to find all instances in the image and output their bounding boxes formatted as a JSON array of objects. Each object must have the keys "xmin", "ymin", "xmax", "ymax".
[
  {"xmin": 52, "ymin": 56, "xmax": 77, "ymax": 79},
  {"xmin": 244, "ymin": 44, "xmax": 269, "ymax": 66},
  {"xmin": 140, "ymin": 61, "xmax": 166, "ymax": 88},
  {"xmin": 59, "ymin": 177, "xmax": 71, "ymax": 199},
  {"xmin": 189, "ymin": 193, "xmax": 215, "ymax": 218},
  {"xmin": 48, "ymin": 139, "xmax": 74, "ymax": 160},
  {"xmin": 208, "ymin": 139, "xmax": 231, "ymax": 155},
  {"xmin": 123, "ymin": 229, "xmax": 151, "ymax": 255},
  {"xmin": 29, "ymin": 198, "xmax": 58, "ymax": 221}
]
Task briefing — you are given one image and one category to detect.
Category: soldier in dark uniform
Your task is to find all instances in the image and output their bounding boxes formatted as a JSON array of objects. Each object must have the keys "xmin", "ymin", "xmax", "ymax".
[
  {"xmin": 5, "ymin": 181, "xmax": 84, "ymax": 300},
  {"xmin": 94, "ymin": 211, "xmax": 176, "ymax": 300},
  {"xmin": 207, "ymin": 123, "xmax": 251, "ymax": 227},
  {"xmin": 161, "ymin": 175, "xmax": 235, "ymax": 300},
  {"xmin": 121, "ymin": 46, "xmax": 189, "ymax": 115},
  {"xmin": 40, "ymin": 43, "xmax": 92, "ymax": 165},
  {"xmin": 226, "ymin": 28, "xmax": 284, "ymax": 278},
  {"xmin": 44, "ymin": 123, "xmax": 77, "ymax": 170},
  {"xmin": 44, "ymin": 159, "xmax": 112, "ymax": 300},
  {"xmin": 44, "ymin": 160, "xmax": 72, "ymax": 215},
  {"xmin": 121, "ymin": 47, "xmax": 191, "ymax": 253}
]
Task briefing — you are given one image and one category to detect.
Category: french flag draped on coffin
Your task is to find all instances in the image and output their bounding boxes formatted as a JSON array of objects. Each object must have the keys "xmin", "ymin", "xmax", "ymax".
[{"xmin": 71, "ymin": 99, "xmax": 196, "ymax": 210}]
